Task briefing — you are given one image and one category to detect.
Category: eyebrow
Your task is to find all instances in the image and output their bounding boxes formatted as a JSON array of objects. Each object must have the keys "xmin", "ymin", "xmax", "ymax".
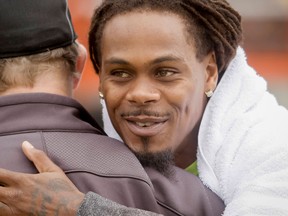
[
  {"xmin": 104, "ymin": 55, "xmax": 184, "ymax": 66},
  {"xmin": 150, "ymin": 55, "xmax": 184, "ymax": 65},
  {"xmin": 104, "ymin": 58, "xmax": 130, "ymax": 66}
]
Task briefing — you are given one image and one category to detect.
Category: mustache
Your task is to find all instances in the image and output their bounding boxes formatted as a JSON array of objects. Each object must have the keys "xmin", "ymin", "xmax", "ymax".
[{"xmin": 120, "ymin": 109, "xmax": 170, "ymax": 118}]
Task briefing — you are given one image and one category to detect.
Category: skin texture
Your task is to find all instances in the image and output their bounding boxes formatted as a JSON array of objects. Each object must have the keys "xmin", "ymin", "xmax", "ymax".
[
  {"xmin": 0, "ymin": 10, "xmax": 218, "ymax": 215},
  {"xmin": 0, "ymin": 142, "xmax": 84, "ymax": 216},
  {"xmin": 99, "ymin": 11, "xmax": 218, "ymax": 168}
]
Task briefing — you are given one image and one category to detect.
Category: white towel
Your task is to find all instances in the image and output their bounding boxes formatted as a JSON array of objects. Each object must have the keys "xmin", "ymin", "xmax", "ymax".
[
  {"xmin": 198, "ymin": 47, "xmax": 288, "ymax": 215},
  {"xmin": 101, "ymin": 47, "xmax": 288, "ymax": 215}
]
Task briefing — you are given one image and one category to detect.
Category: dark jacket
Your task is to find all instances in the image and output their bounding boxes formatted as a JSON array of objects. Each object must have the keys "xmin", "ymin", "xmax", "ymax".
[{"xmin": 0, "ymin": 93, "xmax": 224, "ymax": 216}]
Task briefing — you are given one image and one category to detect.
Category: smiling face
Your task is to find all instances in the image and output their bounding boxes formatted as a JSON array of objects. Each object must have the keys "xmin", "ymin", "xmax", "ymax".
[{"xmin": 99, "ymin": 11, "xmax": 217, "ymax": 168}]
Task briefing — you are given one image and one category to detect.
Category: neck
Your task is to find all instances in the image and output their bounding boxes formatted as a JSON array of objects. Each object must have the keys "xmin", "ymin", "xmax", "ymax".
[
  {"xmin": 0, "ymin": 86, "xmax": 70, "ymax": 97},
  {"xmin": 0, "ymin": 72, "xmax": 73, "ymax": 97}
]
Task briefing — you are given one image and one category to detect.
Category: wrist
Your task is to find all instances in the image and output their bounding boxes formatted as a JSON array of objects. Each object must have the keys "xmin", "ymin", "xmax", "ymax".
[{"xmin": 66, "ymin": 192, "xmax": 85, "ymax": 216}]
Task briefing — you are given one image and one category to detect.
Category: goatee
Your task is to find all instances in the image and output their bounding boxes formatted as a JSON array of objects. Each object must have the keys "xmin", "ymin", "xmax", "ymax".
[{"xmin": 134, "ymin": 149, "xmax": 175, "ymax": 179}]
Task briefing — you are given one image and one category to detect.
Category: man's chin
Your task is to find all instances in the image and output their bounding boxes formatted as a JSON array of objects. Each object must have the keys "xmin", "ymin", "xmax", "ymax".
[{"xmin": 133, "ymin": 149, "xmax": 175, "ymax": 179}]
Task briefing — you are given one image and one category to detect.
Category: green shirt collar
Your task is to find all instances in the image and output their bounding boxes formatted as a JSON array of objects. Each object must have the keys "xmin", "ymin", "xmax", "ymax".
[{"xmin": 185, "ymin": 161, "xmax": 198, "ymax": 176}]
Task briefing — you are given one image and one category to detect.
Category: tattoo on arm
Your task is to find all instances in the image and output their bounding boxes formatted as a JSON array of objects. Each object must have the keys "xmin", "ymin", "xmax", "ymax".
[
  {"xmin": 47, "ymin": 178, "xmax": 75, "ymax": 192},
  {"xmin": 27, "ymin": 178, "xmax": 80, "ymax": 216}
]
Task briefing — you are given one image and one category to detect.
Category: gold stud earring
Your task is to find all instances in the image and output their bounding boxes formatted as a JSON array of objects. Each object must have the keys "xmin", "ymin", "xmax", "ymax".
[
  {"xmin": 99, "ymin": 91, "xmax": 104, "ymax": 99},
  {"xmin": 205, "ymin": 90, "xmax": 213, "ymax": 98}
]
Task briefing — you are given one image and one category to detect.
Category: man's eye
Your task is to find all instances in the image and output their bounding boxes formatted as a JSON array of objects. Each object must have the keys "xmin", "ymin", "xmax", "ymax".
[
  {"xmin": 155, "ymin": 69, "xmax": 175, "ymax": 77},
  {"xmin": 111, "ymin": 70, "xmax": 130, "ymax": 78}
]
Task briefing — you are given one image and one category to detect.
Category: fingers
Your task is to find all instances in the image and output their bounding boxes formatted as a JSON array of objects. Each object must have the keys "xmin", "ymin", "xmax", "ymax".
[
  {"xmin": 0, "ymin": 168, "xmax": 20, "ymax": 187},
  {"xmin": 22, "ymin": 141, "xmax": 63, "ymax": 174}
]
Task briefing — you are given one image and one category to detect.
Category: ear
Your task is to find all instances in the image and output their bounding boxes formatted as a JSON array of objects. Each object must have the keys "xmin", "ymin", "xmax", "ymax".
[
  {"xmin": 204, "ymin": 52, "xmax": 218, "ymax": 92},
  {"xmin": 73, "ymin": 43, "xmax": 87, "ymax": 89},
  {"xmin": 98, "ymin": 68, "xmax": 103, "ymax": 92}
]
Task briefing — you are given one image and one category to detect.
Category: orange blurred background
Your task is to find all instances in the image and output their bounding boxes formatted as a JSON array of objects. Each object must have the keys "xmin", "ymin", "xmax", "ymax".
[
  {"xmin": 68, "ymin": 0, "xmax": 288, "ymax": 124},
  {"xmin": 69, "ymin": 0, "xmax": 102, "ymax": 123}
]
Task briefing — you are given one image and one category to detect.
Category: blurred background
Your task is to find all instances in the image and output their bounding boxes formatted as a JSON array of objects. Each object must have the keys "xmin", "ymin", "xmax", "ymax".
[{"xmin": 68, "ymin": 0, "xmax": 288, "ymax": 124}]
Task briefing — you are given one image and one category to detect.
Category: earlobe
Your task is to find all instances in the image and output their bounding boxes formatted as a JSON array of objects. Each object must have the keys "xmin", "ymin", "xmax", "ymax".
[{"xmin": 205, "ymin": 52, "xmax": 218, "ymax": 93}]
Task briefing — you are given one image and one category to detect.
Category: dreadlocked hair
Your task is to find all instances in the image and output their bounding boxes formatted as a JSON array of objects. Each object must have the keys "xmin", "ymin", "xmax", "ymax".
[{"xmin": 89, "ymin": 0, "xmax": 242, "ymax": 74}]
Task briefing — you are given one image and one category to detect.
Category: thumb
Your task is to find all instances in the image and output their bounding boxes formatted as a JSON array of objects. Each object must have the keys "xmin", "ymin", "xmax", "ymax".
[{"xmin": 22, "ymin": 141, "xmax": 63, "ymax": 173}]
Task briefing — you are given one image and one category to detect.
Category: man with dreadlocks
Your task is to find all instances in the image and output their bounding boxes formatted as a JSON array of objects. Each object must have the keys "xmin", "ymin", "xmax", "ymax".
[
  {"xmin": 93, "ymin": 0, "xmax": 288, "ymax": 215},
  {"xmin": 1, "ymin": 0, "xmax": 288, "ymax": 215}
]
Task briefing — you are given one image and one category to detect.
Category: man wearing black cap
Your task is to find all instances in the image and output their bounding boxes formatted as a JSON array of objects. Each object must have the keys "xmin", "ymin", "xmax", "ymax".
[
  {"xmin": 0, "ymin": 0, "xmax": 224, "ymax": 216},
  {"xmin": 0, "ymin": 0, "xmax": 163, "ymax": 215}
]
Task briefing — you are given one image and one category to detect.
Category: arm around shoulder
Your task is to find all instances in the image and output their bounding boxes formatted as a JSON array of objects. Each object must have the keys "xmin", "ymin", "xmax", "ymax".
[{"xmin": 77, "ymin": 192, "xmax": 163, "ymax": 216}]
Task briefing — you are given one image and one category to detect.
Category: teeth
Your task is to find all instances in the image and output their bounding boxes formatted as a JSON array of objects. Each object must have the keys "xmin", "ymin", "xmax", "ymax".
[{"xmin": 135, "ymin": 122, "xmax": 153, "ymax": 127}]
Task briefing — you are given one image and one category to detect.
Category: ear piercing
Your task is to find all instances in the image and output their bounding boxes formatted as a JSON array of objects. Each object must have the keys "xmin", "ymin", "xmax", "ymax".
[
  {"xmin": 205, "ymin": 90, "xmax": 213, "ymax": 98},
  {"xmin": 99, "ymin": 91, "xmax": 104, "ymax": 99}
]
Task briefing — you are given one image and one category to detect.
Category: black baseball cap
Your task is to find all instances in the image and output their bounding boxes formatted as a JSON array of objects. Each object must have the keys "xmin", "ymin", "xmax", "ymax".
[{"xmin": 0, "ymin": 0, "xmax": 77, "ymax": 59}]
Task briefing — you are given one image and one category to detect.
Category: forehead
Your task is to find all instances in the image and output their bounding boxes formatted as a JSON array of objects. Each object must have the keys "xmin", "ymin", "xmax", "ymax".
[
  {"xmin": 104, "ymin": 10, "xmax": 184, "ymax": 31},
  {"xmin": 101, "ymin": 11, "xmax": 196, "ymax": 57}
]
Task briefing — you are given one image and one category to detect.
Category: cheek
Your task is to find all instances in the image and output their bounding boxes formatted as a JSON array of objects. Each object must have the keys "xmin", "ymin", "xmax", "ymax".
[
  {"xmin": 102, "ymin": 81, "xmax": 133, "ymax": 134},
  {"xmin": 102, "ymin": 80, "xmax": 123, "ymax": 106},
  {"xmin": 102, "ymin": 82, "xmax": 122, "ymax": 121},
  {"xmin": 184, "ymin": 98, "xmax": 206, "ymax": 139},
  {"xmin": 172, "ymin": 85, "xmax": 205, "ymax": 128}
]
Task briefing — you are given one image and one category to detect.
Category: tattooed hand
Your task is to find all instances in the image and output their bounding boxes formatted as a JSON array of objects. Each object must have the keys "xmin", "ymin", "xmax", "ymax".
[{"xmin": 0, "ymin": 141, "xmax": 84, "ymax": 216}]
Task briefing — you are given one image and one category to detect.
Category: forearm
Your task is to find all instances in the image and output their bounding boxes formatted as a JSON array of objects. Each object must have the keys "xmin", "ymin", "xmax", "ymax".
[{"xmin": 77, "ymin": 192, "xmax": 163, "ymax": 216}]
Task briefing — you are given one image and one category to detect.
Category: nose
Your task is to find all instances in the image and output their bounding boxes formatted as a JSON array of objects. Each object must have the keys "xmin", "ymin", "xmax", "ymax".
[{"xmin": 126, "ymin": 79, "xmax": 160, "ymax": 105}]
